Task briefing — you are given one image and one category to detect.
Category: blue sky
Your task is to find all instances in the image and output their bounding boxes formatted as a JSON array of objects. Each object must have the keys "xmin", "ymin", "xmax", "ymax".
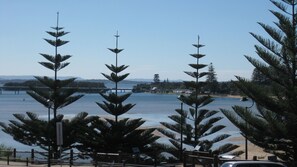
[{"xmin": 0, "ymin": 1, "xmax": 277, "ymax": 81}]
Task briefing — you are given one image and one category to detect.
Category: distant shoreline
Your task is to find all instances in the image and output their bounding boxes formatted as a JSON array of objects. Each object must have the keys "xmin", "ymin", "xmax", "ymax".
[
  {"xmin": 149, "ymin": 92, "xmax": 243, "ymax": 99},
  {"xmin": 0, "ymin": 89, "xmax": 243, "ymax": 100},
  {"xmin": 212, "ymin": 94, "xmax": 242, "ymax": 99},
  {"xmin": 132, "ymin": 91, "xmax": 244, "ymax": 100}
]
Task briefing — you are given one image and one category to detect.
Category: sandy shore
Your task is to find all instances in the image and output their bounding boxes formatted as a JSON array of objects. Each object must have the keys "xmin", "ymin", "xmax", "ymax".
[{"xmin": 228, "ymin": 136, "xmax": 273, "ymax": 160}]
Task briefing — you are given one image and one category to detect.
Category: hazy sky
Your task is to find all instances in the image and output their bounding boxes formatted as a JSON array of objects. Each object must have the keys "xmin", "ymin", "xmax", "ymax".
[{"xmin": 0, "ymin": 1, "xmax": 277, "ymax": 81}]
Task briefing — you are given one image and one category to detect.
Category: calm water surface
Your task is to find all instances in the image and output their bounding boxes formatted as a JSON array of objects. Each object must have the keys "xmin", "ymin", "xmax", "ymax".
[{"xmin": 0, "ymin": 90, "xmax": 254, "ymax": 150}]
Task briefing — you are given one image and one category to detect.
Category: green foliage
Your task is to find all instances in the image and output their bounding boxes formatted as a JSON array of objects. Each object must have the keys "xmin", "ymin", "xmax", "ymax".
[
  {"xmin": 0, "ymin": 14, "xmax": 84, "ymax": 160},
  {"xmin": 26, "ymin": 19, "xmax": 83, "ymax": 119},
  {"xmin": 0, "ymin": 112, "xmax": 96, "ymax": 156},
  {"xmin": 78, "ymin": 33, "xmax": 159, "ymax": 163},
  {"xmin": 97, "ymin": 34, "xmax": 134, "ymax": 122},
  {"xmin": 132, "ymin": 81, "xmax": 241, "ymax": 95},
  {"xmin": 221, "ymin": 0, "xmax": 297, "ymax": 165},
  {"xmin": 154, "ymin": 74, "xmax": 160, "ymax": 83},
  {"xmin": 251, "ymin": 68, "xmax": 270, "ymax": 85},
  {"xmin": 205, "ymin": 63, "xmax": 219, "ymax": 94},
  {"xmin": 77, "ymin": 118, "xmax": 158, "ymax": 154},
  {"xmin": 133, "ymin": 82, "xmax": 186, "ymax": 93},
  {"xmin": 159, "ymin": 37, "xmax": 241, "ymax": 162}
]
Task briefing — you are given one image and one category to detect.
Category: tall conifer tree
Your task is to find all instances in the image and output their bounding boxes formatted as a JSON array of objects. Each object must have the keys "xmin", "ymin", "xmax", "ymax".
[
  {"xmin": 206, "ymin": 63, "xmax": 218, "ymax": 94},
  {"xmin": 221, "ymin": 0, "xmax": 297, "ymax": 165},
  {"xmin": 0, "ymin": 13, "xmax": 91, "ymax": 162},
  {"xmin": 159, "ymin": 37, "xmax": 241, "ymax": 163},
  {"xmin": 78, "ymin": 33, "xmax": 159, "ymax": 163},
  {"xmin": 28, "ymin": 13, "xmax": 83, "ymax": 122}
]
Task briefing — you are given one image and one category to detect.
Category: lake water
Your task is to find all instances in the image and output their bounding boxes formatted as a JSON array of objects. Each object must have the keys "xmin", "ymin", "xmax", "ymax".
[{"xmin": 0, "ymin": 90, "xmax": 254, "ymax": 151}]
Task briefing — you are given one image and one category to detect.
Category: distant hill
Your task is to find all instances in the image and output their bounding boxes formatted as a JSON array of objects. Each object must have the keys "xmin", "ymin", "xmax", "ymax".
[
  {"xmin": 0, "ymin": 75, "xmax": 187, "ymax": 86},
  {"xmin": 0, "ymin": 75, "xmax": 84, "ymax": 80},
  {"xmin": 0, "ymin": 75, "xmax": 35, "ymax": 80},
  {"xmin": 0, "ymin": 75, "xmax": 152, "ymax": 85},
  {"xmin": 0, "ymin": 75, "xmax": 186, "ymax": 83}
]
